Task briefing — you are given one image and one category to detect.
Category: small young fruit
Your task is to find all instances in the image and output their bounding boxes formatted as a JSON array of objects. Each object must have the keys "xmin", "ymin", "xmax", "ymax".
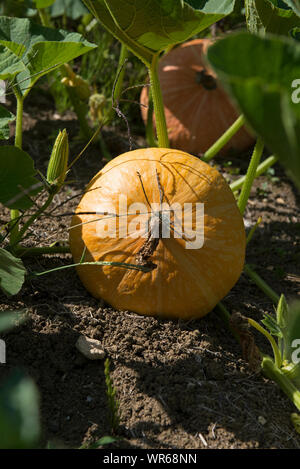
[{"xmin": 46, "ymin": 129, "xmax": 69, "ymax": 188}]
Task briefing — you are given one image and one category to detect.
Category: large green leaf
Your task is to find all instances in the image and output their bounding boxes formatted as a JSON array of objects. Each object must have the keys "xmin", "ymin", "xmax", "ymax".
[
  {"xmin": 0, "ymin": 372, "xmax": 40, "ymax": 449},
  {"xmin": 0, "ymin": 104, "xmax": 15, "ymax": 140},
  {"xmin": 83, "ymin": 0, "xmax": 236, "ymax": 65},
  {"xmin": 0, "ymin": 45, "xmax": 25, "ymax": 82},
  {"xmin": 256, "ymin": 0, "xmax": 300, "ymax": 34},
  {"xmin": 0, "ymin": 146, "xmax": 43, "ymax": 209},
  {"xmin": 207, "ymin": 32, "xmax": 300, "ymax": 189},
  {"xmin": 0, "ymin": 16, "xmax": 97, "ymax": 97},
  {"xmin": 0, "ymin": 248, "xmax": 26, "ymax": 297}
]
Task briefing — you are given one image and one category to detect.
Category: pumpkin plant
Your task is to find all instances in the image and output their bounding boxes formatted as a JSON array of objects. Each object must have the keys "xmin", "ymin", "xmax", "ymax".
[{"xmin": 140, "ymin": 38, "xmax": 255, "ymax": 157}]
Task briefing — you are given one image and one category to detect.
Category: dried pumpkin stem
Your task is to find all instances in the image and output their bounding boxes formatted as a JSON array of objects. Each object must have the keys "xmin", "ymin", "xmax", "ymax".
[{"xmin": 149, "ymin": 53, "xmax": 169, "ymax": 148}]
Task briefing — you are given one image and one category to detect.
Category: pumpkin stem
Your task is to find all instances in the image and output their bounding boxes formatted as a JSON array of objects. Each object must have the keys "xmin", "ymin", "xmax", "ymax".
[
  {"xmin": 196, "ymin": 69, "xmax": 217, "ymax": 90},
  {"xmin": 135, "ymin": 170, "xmax": 165, "ymax": 270}
]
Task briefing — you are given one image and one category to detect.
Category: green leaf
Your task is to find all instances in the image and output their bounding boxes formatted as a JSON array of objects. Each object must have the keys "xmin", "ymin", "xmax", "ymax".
[
  {"xmin": 282, "ymin": 0, "xmax": 300, "ymax": 16},
  {"xmin": 0, "ymin": 45, "xmax": 25, "ymax": 82},
  {"xmin": 0, "ymin": 104, "xmax": 15, "ymax": 140},
  {"xmin": 50, "ymin": 0, "xmax": 89, "ymax": 19},
  {"xmin": 262, "ymin": 312, "xmax": 283, "ymax": 337},
  {"xmin": 207, "ymin": 32, "xmax": 300, "ymax": 189},
  {"xmin": 0, "ymin": 16, "xmax": 97, "ymax": 97},
  {"xmin": 0, "ymin": 248, "xmax": 26, "ymax": 297},
  {"xmin": 83, "ymin": 0, "xmax": 236, "ymax": 65},
  {"xmin": 0, "ymin": 371, "xmax": 40, "ymax": 449},
  {"xmin": 0, "ymin": 310, "xmax": 26, "ymax": 332},
  {"xmin": 255, "ymin": 0, "xmax": 300, "ymax": 35},
  {"xmin": 34, "ymin": 0, "xmax": 56, "ymax": 7},
  {"xmin": 290, "ymin": 25, "xmax": 300, "ymax": 39},
  {"xmin": 0, "ymin": 146, "xmax": 43, "ymax": 210}
]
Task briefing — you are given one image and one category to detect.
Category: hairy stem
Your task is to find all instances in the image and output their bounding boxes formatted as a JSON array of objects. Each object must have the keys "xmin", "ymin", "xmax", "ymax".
[
  {"xmin": 247, "ymin": 318, "xmax": 282, "ymax": 368},
  {"xmin": 149, "ymin": 53, "xmax": 169, "ymax": 148},
  {"xmin": 10, "ymin": 92, "xmax": 24, "ymax": 245},
  {"xmin": 203, "ymin": 115, "xmax": 246, "ymax": 162},
  {"xmin": 11, "ymin": 189, "xmax": 58, "ymax": 249},
  {"xmin": 238, "ymin": 137, "xmax": 264, "ymax": 215},
  {"xmin": 230, "ymin": 155, "xmax": 278, "ymax": 193},
  {"xmin": 15, "ymin": 245, "xmax": 70, "ymax": 258},
  {"xmin": 262, "ymin": 356, "xmax": 300, "ymax": 412},
  {"xmin": 244, "ymin": 264, "xmax": 280, "ymax": 304}
]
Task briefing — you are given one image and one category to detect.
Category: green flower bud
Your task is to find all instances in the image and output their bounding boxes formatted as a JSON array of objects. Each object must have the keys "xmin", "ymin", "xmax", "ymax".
[{"xmin": 47, "ymin": 129, "xmax": 69, "ymax": 188}]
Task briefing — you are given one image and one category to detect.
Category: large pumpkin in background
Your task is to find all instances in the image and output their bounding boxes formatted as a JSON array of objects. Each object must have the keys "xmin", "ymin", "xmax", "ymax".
[
  {"xmin": 69, "ymin": 148, "xmax": 246, "ymax": 319},
  {"xmin": 140, "ymin": 39, "xmax": 254, "ymax": 156}
]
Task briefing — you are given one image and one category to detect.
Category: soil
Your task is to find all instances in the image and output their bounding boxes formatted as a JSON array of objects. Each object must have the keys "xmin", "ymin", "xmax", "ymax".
[{"xmin": 0, "ymin": 89, "xmax": 299, "ymax": 450}]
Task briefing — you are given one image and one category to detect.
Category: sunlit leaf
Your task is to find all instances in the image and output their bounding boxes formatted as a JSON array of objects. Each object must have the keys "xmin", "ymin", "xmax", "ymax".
[
  {"xmin": 83, "ymin": 0, "xmax": 236, "ymax": 65},
  {"xmin": 0, "ymin": 16, "xmax": 97, "ymax": 97}
]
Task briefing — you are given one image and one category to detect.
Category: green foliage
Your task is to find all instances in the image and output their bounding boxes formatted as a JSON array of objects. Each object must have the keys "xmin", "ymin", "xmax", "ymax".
[
  {"xmin": 0, "ymin": 146, "xmax": 42, "ymax": 210},
  {"xmin": 207, "ymin": 32, "xmax": 300, "ymax": 189},
  {"xmin": 0, "ymin": 248, "xmax": 27, "ymax": 296},
  {"xmin": 50, "ymin": 0, "xmax": 89, "ymax": 20},
  {"xmin": 0, "ymin": 371, "xmax": 40, "ymax": 449},
  {"xmin": 0, "ymin": 15, "xmax": 97, "ymax": 97},
  {"xmin": 0, "ymin": 105, "xmax": 15, "ymax": 140},
  {"xmin": 82, "ymin": 0, "xmax": 236, "ymax": 65},
  {"xmin": 255, "ymin": 0, "xmax": 300, "ymax": 35}
]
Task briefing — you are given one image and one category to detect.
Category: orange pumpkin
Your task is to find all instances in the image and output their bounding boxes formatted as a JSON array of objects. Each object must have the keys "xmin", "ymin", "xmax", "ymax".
[
  {"xmin": 140, "ymin": 39, "xmax": 254, "ymax": 156},
  {"xmin": 69, "ymin": 148, "xmax": 246, "ymax": 319}
]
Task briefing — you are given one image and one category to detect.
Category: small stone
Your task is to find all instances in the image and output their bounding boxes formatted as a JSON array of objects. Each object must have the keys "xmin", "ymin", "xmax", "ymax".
[
  {"xmin": 258, "ymin": 415, "xmax": 267, "ymax": 425},
  {"xmin": 276, "ymin": 198, "xmax": 285, "ymax": 205},
  {"xmin": 76, "ymin": 335, "xmax": 106, "ymax": 360}
]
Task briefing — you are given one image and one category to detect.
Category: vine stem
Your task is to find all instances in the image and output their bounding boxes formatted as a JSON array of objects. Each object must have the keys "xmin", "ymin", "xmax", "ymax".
[
  {"xmin": 238, "ymin": 136, "xmax": 264, "ymax": 215},
  {"xmin": 148, "ymin": 53, "xmax": 169, "ymax": 148},
  {"xmin": 11, "ymin": 189, "xmax": 58, "ymax": 249},
  {"xmin": 247, "ymin": 318, "xmax": 282, "ymax": 368},
  {"xmin": 262, "ymin": 356, "xmax": 300, "ymax": 412},
  {"xmin": 203, "ymin": 115, "xmax": 246, "ymax": 162},
  {"xmin": 230, "ymin": 155, "xmax": 278, "ymax": 193},
  {"xmin": 10, "ymin": 92, "xmax": 24, "ymax": 245},
  {"xmin": 244, "ymin": 264, "xmax": 280, "ymax": 304},
  {"xmin": 14, "ymin": 245, "xmax": 70, "ymax": 258}
]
